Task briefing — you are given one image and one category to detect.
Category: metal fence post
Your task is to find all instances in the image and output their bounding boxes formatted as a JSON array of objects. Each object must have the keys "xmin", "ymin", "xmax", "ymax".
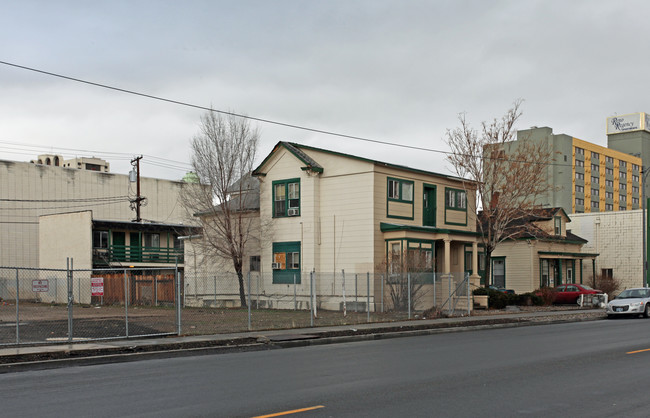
[
  {"xmin": 68, "ymin": 258, "xmax": 74, "ymax": 343},
  {"xmin": 15, "ymin": 268, "xmax": 19, "ymax": 344},
  {"xmin": 408, "ymin": 272, "xmax": 411, "ymax": 319},
  {"xmin": 214, "ymin": 275, "xmax": 217, "ymax": 305},
  {"xmin": 367, "ymin": 272, "xmax": 370, "ymax": 322},
  {"xmin": 312, "ymin": 269, "xmax": 317, "ymax": 319},
  {"xmin": 448, "ymin": 273, "xmax": 452, "ymax": 311},
  {"xmin": 124, "ymin": 269, "xmax": 129, "ymax": 338},
  {"xmin": 342, "ymin": 270, "xmax": 347, "ymax": 317},
  {"xmin": 247, "ymin": 272, "xmax": 252, "ymax": 331},
  {"xmin": 433, "ymin": 272, "xmax": 437, "ymax": 308},
  {"xmin": 176, "ymin": 261, "xmax": 181, "ymax": 336},
  {"xmin": 381, "ymin": 274, "xmax": 384, "ymax": 313},
  {"xmin": 355, "ymin": 273, "xmax": 358, "ymax": 313},
  {"xmin": 310, "ymin": 271, "xmax": 314, "ymax": 327},
  {"xmin": 293, "ymin": 274, "xmax": 297, "ymax": 310},
  {"xmin": 154, "ymin": 274, "xmax": 158, "ymax": 306},
  {"xmin": 256, "ymin": 273, "xmax": 260, "ymax": 308},
  {"xmin": 467, "ymin": 272, "xmax": 471, "ymax": 316}
]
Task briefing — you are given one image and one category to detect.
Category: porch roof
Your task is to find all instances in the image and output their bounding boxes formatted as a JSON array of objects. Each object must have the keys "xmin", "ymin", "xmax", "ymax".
[
  {"xmin": 538, "ymin": 251, "xmax": 599, "ymax": 259},
  {"xmin": 380, "ymin": 222, "xmax": 480, "ymax": 237},
  {"xmin": 92, "ymin": 219, "xmax": 199, "ymax": 234}
]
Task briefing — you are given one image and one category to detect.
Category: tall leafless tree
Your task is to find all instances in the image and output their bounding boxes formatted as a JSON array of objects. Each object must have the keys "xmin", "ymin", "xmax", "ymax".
[
  {"xmin": 445, "ymin": 100, "xmax": 554, "ymax": 287},
  {"xmin": 181, "ymin": 111, "xmax": 259, "ymax": 307}
]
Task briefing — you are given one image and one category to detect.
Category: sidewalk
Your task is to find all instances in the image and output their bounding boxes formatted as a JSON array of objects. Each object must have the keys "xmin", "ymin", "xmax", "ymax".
[{"xmin": 0, "ymin": 307, "xmax": 606, "ymax": 371}]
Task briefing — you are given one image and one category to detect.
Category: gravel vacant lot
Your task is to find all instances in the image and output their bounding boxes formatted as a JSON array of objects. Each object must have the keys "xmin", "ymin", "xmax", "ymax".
[{"xmin": 0, "ymin": 301, "xmax": 605, "ymax": 345}]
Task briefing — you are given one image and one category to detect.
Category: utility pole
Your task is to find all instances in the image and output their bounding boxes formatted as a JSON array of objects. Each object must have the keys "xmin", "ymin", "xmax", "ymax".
[{"xmin": 130, "ymin": 156, "xmax": 145, "ymax": 222}]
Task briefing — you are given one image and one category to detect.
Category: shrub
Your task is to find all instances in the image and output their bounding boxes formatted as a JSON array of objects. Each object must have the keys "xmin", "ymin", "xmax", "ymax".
[
  {"xmin": 534, "ymin": 287, "xmax": 557, "ymax": 306},
  {"xmin": 592, "ymin": 275, "xmax": 621, "ymax": 296},
  {"xmin": 519, "ymin": 292, "xmax": 543, "ymax": 306},
  {"xmin": 473, "ymin": 287, "xmax": 513, "ymax": 309},
  {"xmin": 473, "ymin": 288, "xmax": 544, "ymax": 308}
]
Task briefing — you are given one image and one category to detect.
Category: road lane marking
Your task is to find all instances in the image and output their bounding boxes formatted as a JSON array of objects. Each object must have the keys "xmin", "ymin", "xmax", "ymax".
[
  {"xmin": 627, "ymin": 348, "xmax": 650, "ymax": 354},
  {"xmin": 252, "ymin": 405, "xmax": 325, "ymax": 418}
]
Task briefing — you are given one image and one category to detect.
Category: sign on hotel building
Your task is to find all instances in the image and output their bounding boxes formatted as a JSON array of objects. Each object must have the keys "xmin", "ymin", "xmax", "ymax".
[
  {"xmin": 606, "ymin": 112, "xmax": 650, "ymax": 200},
  {"xmin": 606, "ymin": 112, "xmax": 650, "ymax": 135}
]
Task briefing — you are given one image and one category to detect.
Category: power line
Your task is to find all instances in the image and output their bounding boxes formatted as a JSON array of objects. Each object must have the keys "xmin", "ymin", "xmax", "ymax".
[
  {"xmin": 0, "ymin": 200, "xmax": 130, "ymax": 211},
  {"xmin": 0, "ymin": 196, "xmax": 129, "ymax": 203},
  {"xmin": 0, "ymin": 141, "xmax": 193, "ymax": 173},
  {"xmin": 0, "ymin": 60, "xmax": 578, "ymax": 169},
  {"xmin": 0, "ymin": 60, "xmax": 447, "ymax": 153}
]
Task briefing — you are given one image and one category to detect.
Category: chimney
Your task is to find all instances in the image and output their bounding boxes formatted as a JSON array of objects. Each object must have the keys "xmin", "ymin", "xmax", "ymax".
[{"xmin": 490, "ymin": 192, "xmax": 500, "ymax": 210}]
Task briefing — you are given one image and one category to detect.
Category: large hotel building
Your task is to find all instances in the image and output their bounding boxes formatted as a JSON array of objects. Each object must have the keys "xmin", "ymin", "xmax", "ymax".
[{"xmin": 513, "ymin": 113, "xmax": 650, "ymax": 214}]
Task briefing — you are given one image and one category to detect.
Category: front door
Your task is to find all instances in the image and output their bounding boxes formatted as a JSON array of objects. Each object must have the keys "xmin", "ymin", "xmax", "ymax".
[
  {"xmin": 112, "ymin": 231, "xmax": 125, "ymax": 262},
  {"xmin": 130, "ymin": 232, "xmax": 141, "ymax": 262},
  {"xmin": 423, "ymin": 185, "xmax": 436, "ymax": 227},
  {"xmin": 492, "ymin": 258, "xmax": 505, "ymax": 288}
]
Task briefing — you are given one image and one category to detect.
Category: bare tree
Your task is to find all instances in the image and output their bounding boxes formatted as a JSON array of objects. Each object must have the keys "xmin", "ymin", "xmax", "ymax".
[
  {"xmin": 181, "ymin": 111, "xmax": 259, "ymax": 307},
  {"xmin": 376, "ymin": 248, "xmax": 430, "ymax": 311},
  {"xmin": 445, "ymin": 100, "xmax": 553, "ymax": 287}
]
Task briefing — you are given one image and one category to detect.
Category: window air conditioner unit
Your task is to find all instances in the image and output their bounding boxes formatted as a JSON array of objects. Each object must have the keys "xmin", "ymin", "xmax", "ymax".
[
  {"xmin": 271, "ymin": 262, "xmax": 281, "ymax": 270},
  {"xmin": 287, "ymin": 208, "xmax": 299, "ymax": 216}
]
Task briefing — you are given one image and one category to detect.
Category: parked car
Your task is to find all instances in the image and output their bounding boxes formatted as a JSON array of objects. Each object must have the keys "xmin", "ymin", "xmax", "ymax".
[
  {"xmin": 554, "ymin": 284, "xmax": 602, "ymax": 304},
  {"xmin": 607, "ymin": 288, "xmax": 650, "ymax": 318},
  {"xmin": 489, "ymin": 285, "xmax": 515, "ymax": 294}
]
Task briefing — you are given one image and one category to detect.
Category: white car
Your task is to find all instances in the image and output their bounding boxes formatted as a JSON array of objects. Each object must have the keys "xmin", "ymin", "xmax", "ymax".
[{"xmin": 607, "ymin": 288, "xmax": 650, "ymax": 318}]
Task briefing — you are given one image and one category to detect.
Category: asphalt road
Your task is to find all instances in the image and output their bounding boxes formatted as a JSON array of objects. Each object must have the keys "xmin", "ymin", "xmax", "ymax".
[{"xmin": 2, "ymin": 318, "xmax": 650, "ymax": 417}]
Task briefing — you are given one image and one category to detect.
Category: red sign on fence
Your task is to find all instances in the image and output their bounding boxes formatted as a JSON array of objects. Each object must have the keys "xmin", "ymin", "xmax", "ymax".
[
  {"xmin": 91, "ymin": 277, "xmax": 104, "ymax": 296},
  {"xmin": 32, "ymin": 279, "xmax": 49, "ymax": 292}
]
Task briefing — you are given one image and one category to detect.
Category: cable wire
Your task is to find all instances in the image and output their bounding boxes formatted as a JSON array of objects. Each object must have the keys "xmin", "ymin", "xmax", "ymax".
[{"xmin": 0, "ymin": 60, "xmax": 582, "ymax": 169}]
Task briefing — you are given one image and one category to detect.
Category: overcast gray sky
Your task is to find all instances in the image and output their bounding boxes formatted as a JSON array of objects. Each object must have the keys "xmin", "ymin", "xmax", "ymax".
[{"xmin": 1, "ymin": 0, "xmax": 648, "ymax": 180}]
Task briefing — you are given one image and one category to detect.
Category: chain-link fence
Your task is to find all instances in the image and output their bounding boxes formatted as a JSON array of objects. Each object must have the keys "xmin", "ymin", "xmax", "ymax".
[{"xmin": 0, "ymin": 264, "xmax": 472, "ymax": 346}]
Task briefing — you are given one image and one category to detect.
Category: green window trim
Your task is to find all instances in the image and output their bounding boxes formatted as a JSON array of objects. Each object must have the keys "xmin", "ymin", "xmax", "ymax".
[
  {"xmin": 272, "ymin": 241, "xmax": 301, "ymax": 284},
  {"xmin": 444, "ymin": 187, "xmax": 467, "ymax": 211},
  {"xmin": 272, "ymin": 178, "xmax": 301, "ymax": 218},
  {"xmin": 386, "ymin": 177, "xmax": 415, "ymax": 220},
  {"xmin": 387, "ymin": 177, "xmax": 415, "ymax": 203},
  {"xmin": 385, "ymin": 239, "xmax": 435, "ymax": 283}
]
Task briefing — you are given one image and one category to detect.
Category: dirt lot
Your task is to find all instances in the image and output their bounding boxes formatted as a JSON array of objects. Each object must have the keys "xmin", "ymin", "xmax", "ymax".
[
  {"xmin": 0, "ymin": 301, "xmax": 414, "ymax": 344},
  {"xmin": 0, "ymin": 301, "xmax": 605, "ymax": 346}
]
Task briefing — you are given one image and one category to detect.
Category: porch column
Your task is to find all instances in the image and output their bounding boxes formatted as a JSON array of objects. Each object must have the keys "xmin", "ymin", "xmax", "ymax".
[
  {"xmin": 580, "ymin": 259, "xmax": 583, "ymax": 284},
  {"xmin": 443, "ymin": 238, "xmax": 451, "ymax": 275},
  {"xmin": 472, "ymin": 242, "xmax": 478, "ymax": 274},
  {"xmin": 470, "ymin": 241, "xmax": 481, "ymax": 289},
  {"xmin": 592, "ymin": 258, "xmax": 596, "ymax": 287}
]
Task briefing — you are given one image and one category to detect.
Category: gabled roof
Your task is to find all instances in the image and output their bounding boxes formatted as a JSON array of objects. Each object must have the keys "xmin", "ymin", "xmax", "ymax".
[
  {"xmin": 252, "ymin": 141, "xmax": 470, "ymax": 183},
  {"xmin": 227, "ymin": 172, "xmax": 260, "ymax": 194},
  {"xmin": 507, "ymin": 223, "xmax": 588, "ymax": 244},
  {"xmin": 478, "ymin": 207, "xmax": 586, "ymax": 244},
  {"xmin": 252, "ymin": 141, "xmax": 323, "ymax": 176},
  {"xmin": 519, "ymin": 207, "xmax": 571, "ymax": 223}
]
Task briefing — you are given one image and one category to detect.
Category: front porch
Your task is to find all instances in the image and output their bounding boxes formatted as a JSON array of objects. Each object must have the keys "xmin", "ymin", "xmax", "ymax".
[
  {"xmin": 380, "ymin": 222, "xmax": 481, "ymax": 310},
  {"xmin": 539, "ymin": 251, "xmax": 599, "ymax": 288}
]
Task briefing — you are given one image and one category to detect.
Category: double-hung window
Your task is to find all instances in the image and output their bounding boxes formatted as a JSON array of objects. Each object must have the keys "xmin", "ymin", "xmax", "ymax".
[
  {"xmin": 93, "ymin": 230, "xmax": 109, "ymax": 249},
  {"xmin": 144, "ymin": 233, "xmax": 160, "ymax": 248},
  {"xmin": 445, "ymin": 188, "xmax": 467, "ymax": 210},
  {"xmin": 273, "ymin": 179, "xmax": 300, "ymax": 217},
  {"xmin": 387, "ymin": 178, "xmax": 414, "ymax": 202},
  {"xmin": 554, "ymin": 217, "xmax": 562, "ymax": 236}
]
